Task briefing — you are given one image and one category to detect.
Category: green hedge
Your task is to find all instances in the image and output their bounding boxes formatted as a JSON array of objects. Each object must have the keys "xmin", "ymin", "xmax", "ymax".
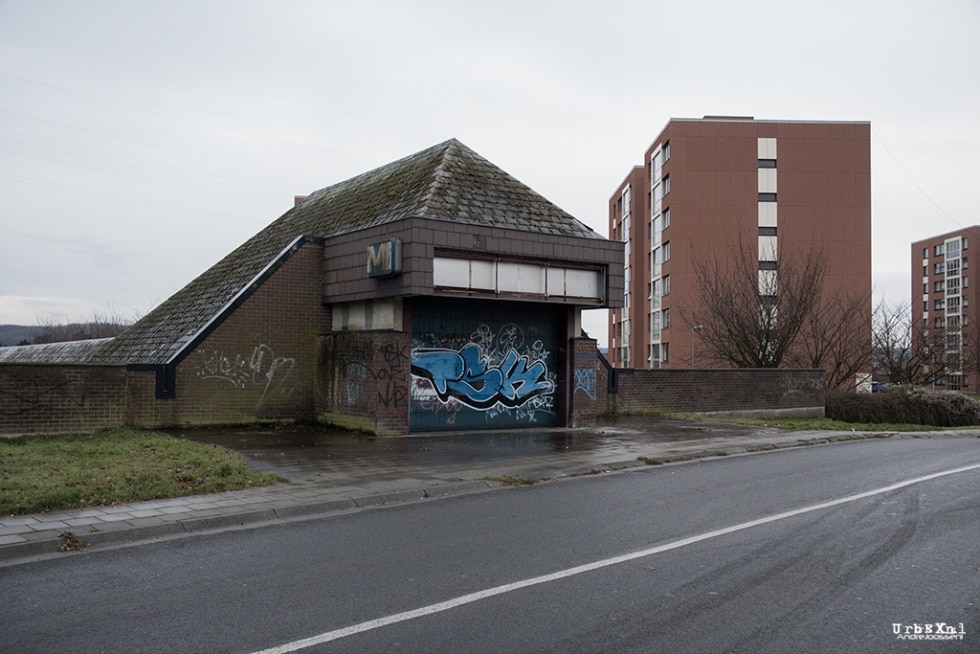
[{"xmin": 826, "ymin": 387, "xmax": 980, "ymax": 427}]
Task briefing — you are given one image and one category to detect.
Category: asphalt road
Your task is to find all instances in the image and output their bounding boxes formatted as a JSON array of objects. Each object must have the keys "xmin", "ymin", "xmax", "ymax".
[{"xmin": 2, "ymin": 436, "xmax": 978, "ymax": 653}]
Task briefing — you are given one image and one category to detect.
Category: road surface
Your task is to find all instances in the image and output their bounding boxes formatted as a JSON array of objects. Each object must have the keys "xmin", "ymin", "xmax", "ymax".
[{"xmin": 2, "ymin": 435, "xmax": 978, "ymax": 653}]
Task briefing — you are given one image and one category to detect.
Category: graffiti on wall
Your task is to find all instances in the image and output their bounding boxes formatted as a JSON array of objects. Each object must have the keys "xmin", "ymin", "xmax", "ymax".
[
  {"xmin": 0, "ymin": 380, "xmax": 85, "ymax": 416},
  {"xmin": 410, "ymin": 323, "xmax": 556, "ymax": 423},
  {"xmin": 197, "ymin": 344, "xmax": 296, "ymax": 408},
  {"xmin": 342, "ymin": 342, "xmax": 410, "ymax": 409},
  {"xmin": 573, "ymin": 367, "xmax": 597, "ymax": 400}
]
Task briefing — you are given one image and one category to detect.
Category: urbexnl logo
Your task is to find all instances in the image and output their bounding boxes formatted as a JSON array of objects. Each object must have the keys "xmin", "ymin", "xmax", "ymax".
[{"xmin": 893, "ymin": 622, "xmax": 965, "ymax": 641}]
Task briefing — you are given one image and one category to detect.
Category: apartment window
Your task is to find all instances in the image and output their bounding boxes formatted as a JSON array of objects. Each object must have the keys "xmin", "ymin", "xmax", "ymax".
[
  {"xmin": 758, "ymin": 226, "xmax": 777, "ymax": 236},
  {"xmin": 758, "ymin": 159, "xmax": 777, "ymax": 168},
  {"xmin": 662, "ymin": 343, "xmax": 669, "ymax": 363},
  {"xmin": 935, "ymin": 262, "xmax": 945, "ymax": 275},
  {"xmin": 663, "ymin": 141, "xmax": 670, "ymax": 162},
  {"xmin": 948, "ymin": 259, "xmax": 961, "ymax": 275},
  {"xmin": 948, "ymin": 277, "xmax": 960, "ymax": 294},
  {"xmin": 964, "ymin": 238, "xmax": 969, "ymax": 250},
  {"xmin": 935, "ymin": 299, "xmax": 945, "ymax": 310},
  {"xmin": 925, "ymin": 282, "xmax": 931, "ymax": 294},
  {"xmin": 662, "ymin": 175, "xmax": 670, "ymax": 196},
  {"xmin": 663, "ymin": 241, "xmax": 671, "ymax": 262},
  {"xmin": 663, "ymin": 308, "xmax": 671, "ymax": 329},
  {"xmin": 964, "ymin": 276, "xmax": 969, "ymax": 288},
  {"xmin": 935, "ymin": 244, "xmax": 944, "ymax": 256},
  {"xmin": 935, "ymin": 280, "xmax": 945, "ymax": 293},
  {"xmin": 948, "ymin": 239, "xmax": 961, "ymax": 257},
  {"xmin": 923, "ymin": 265, "xmax": 928, "ymax": 276},
  {"xmin": 759, "ymin": 192, "xmax": 777, "ymax": 202},
  {"xmin": 663, "ymin": 207, "xmax": 670, "ymax": 229},
  {"xmin": 923, "ymin": 247, "xmax": 929, "ymax": 259},
  {"xmin": 663, "ymin": 275, "xmax": 670, "ymax": 295},
  {"xmin": 963, "ymin": 257, "xmax": 969, "ymax": 269}
]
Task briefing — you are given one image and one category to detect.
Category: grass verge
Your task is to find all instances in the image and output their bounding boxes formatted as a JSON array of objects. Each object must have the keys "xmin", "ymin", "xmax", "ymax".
[
  {"xmin": 0, "ymin": 428, "xmax": 283, "ymax": 516},
  {"xmin": 672, "ymin": 414, "xmax": 946, "ymax": 432}
]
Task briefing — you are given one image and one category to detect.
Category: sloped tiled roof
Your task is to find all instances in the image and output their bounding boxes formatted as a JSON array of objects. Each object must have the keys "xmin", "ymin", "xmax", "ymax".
[
  {"xmin": 73, "ymin": 139, "xmax": 601, "ymax": 366},
  {"xmin": 0, "ymin": 338, "xmax": 112, "ymax": 364}
]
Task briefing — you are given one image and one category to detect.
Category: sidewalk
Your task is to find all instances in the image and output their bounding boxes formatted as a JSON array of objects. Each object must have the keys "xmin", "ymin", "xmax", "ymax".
[{"xmin": 0, "ymin": 420, "xmax": 887, "ymax": 563}]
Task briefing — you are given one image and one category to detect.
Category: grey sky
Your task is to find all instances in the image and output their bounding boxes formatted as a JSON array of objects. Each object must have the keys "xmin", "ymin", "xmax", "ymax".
[{"xmin": 1, "ymin": 0, "xmax": 977, "ymax": 345}]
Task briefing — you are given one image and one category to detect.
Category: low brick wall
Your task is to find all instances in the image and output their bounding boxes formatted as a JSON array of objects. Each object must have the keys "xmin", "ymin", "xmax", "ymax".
[
  {"xmin": 0, "ymin": 364, "xmax": 127, "ymax": 436},
  {"xmin": 607, "ymin": 367, "xmax": 825, "ymax": 417}
]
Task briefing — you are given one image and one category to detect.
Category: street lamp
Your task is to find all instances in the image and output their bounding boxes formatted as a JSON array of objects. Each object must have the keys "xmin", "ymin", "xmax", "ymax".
[{"xmin": 690, "ymin": 324, "xmax": 703, "ymax": 369}]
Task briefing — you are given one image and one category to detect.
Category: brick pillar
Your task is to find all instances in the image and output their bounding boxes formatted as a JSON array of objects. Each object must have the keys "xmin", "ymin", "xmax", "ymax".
[{"xmin": 570, "ymin": 337, "xmax": 599, "ymax": 426}]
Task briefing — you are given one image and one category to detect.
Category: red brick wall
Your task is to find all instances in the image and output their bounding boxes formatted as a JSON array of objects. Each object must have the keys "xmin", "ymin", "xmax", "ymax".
[
  {"xmin": 0, "ymin": 364, "xmax": 127, "ymax": 436},
  {"xmin": 317, "ymin": 331, "xmax": 411, "ymax": 435},
  {"xmin": 570, "ymin": 337, "xmax": 599, "ymax": 425},
  {"xmin": 608, "ymin": 367, "xmax": 825, "ymax": 416},
  {"xmin": 161, "ymin": 243, "xmax": 327, "ymax": 427}
]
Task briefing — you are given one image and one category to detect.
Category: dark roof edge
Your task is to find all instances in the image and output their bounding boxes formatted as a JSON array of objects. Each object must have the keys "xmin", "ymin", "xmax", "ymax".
[{"xmin": 127, "ymin": 234, "xmax": 325, "ymax": 399}]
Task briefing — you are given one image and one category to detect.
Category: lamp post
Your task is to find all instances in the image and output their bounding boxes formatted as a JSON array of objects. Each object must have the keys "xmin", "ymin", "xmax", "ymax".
[{"xmin": 690, "ymin": 324, "xmax": 703, "ymax": 369}]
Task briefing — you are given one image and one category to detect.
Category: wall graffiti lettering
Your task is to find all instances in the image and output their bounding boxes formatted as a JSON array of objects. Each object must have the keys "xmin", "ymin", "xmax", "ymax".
[
  {"xmin": 573, "ymin": 367, "xmax": 598, "ymax": 400},
  {"xmin": 0, "ymin": 380, "xmax": 86, "ymax": 416},
  {"xmin": 197, "ymin": 344, "xmax": 296, "ymax": 407},
  {"xmin": 411, "ymin": 342, "xmax": 554, "ymax": 411},
  {"xmin": 341, "ymin": 343, "xmax": 410, "ymax": 410}
]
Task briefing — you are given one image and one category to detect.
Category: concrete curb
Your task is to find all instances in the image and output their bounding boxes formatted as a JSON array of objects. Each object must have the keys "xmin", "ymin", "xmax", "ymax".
[{"xmin": 6, "ymin": 429, "xmax": 969, "ymax": 565}]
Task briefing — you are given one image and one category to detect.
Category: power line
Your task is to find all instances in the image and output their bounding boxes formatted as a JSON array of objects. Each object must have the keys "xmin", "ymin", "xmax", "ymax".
[
  {"xmin": 872, "ymin": 127, "xmax": 959, "ymax": 228},
  {"xmin": 0, "ymin": 71, "xmax": 382, "ymax": 164}
]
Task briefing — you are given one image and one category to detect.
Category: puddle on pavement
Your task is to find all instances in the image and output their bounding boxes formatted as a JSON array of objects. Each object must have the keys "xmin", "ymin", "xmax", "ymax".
[{"xmin": 165, "ymin": 417, "xmax": 765, "ymax": 478}]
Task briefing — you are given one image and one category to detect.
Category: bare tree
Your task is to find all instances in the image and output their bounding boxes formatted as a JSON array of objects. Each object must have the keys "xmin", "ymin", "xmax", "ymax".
[
  {"xmin": 28, "ymin": 309, "xmax": 135, "ymax": 345},
  {"xmin": 788, "ymin": 288, "xmax": 872, "ymax": 391},
  {"xmin": 871, "ymin": 298, "xmax": 944, "ymax": 385},
  {"xmin": 690, "ymin": 238, "xmax": 827, "ymax": 368}
]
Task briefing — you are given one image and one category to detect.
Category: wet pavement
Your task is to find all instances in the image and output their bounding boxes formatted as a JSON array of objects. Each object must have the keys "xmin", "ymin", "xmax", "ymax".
[
  {"xmin": 0, "ymin": 417, "xmax": 874, "ymax": 563},
  {"xmin": 167, "ymin": 417, "xmax": 786, "ymax": 486}
]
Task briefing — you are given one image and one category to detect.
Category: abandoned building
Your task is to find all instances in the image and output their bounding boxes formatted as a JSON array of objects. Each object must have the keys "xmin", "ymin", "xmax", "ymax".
[{"xmin": 0, "ymin": 139, "xmax": 629, "ymax": 435}]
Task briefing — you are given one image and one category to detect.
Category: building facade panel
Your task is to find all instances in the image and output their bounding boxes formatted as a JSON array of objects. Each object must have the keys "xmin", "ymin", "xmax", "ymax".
[
  {"xmin": 910, "ymin": 226, "xmax": 980, "ymax": 391},
  {"xmin": 609, "ymin": 117, "xmax": 872, "ymax": 387}
]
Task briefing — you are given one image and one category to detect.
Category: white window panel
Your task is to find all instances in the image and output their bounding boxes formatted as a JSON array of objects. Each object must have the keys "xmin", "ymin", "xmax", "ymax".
[
  {"xmin": 758, "ymin": 137, "xmax": 777, "ymax": 159},
  {"xmin": 758, "ymin": 202, "xmax": 777, "ymax": 227},
  {"xmin": 565, "ymin": 268, "xmax": 601, "ymax": 298},
  {"xmin": 433, "ymin": 257, "xmax": 470, "ymax": 287},
  {"xmin": 759, "ymin": 235, "xmax": 778, "ymax": 261},
  {"xmin": 471, "ymin": 259, "xmax": 495, "ymax": 289},
  {"xmin": 758, "ymin": 168, "xmax": 777, "ymax": 193}
]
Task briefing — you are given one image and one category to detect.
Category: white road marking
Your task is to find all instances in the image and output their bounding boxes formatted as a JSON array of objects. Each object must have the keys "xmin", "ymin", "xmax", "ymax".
[{"xmin": 251, "ymin": 462, "xmax": 980, "ymax": 654}]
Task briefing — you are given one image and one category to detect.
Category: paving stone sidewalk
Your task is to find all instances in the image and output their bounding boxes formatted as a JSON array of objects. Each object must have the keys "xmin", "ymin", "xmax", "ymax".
[{"xmin": 0, "ymin": 422, "xmax": 891, "ymax": 563}]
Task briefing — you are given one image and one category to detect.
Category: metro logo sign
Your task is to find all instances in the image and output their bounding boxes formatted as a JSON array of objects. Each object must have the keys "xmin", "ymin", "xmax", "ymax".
[{"xmin": 366, "ymin": 239, "xmax": 402, "ymax": 278}]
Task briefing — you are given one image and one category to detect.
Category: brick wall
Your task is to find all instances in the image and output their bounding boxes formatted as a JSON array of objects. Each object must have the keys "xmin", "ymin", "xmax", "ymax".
[
  {"xmin": 607, "ymin": 366, "xmax": 825, "ymax": 417},
  {"xmin": 570, "ymin": 337, "xmax": 599, "ymax": 425},
  {"xmin": 0, "ymin": 364, "xmax": 127, "ymax": 436},
  {"xmin": 316, "ymin": 331, "xmax": 411, "ymax": 435},
  {"xmin": 165, "ymin": 243, "xmax": 327, "ymax": 427}
]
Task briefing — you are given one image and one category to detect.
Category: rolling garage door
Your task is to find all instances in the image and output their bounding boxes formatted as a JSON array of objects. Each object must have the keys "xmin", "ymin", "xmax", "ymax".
[{"xmin": 410, "ymin": 299, "xmax": 562, "ymax": 431}]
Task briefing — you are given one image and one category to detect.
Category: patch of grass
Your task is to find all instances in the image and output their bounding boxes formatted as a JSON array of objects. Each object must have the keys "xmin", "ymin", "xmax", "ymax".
[
  {"xmin": 485, "ymin": 474, "xmax": 538, "ymax": 486},
  {"xmin": 0, "ymin": 428, "xmax": 282, "ymax": 516},
  {"xmin": 58, "ymin": 530, "xmax": 87, "ymax": 551},
  {"xmin": 680, "ymin": 414, "xmax": 944, "ymax": 432}
]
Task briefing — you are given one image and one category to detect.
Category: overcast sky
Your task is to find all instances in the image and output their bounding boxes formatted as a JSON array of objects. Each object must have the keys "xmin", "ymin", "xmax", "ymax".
[{"xmin": 1, "ymin": 0, "xmax": 977, "ymax": 346}]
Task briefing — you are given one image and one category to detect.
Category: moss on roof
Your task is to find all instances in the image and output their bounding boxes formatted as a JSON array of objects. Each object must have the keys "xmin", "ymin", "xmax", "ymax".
[{"xmin": 32, "ymin": 139, "xmax": 600, "ymax": 366}]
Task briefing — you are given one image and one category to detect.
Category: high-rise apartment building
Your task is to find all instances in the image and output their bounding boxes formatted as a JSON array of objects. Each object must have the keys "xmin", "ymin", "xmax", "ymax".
[
  {"xmin": 911, "ymin": 226, "xmax": 980, "ymax": 391},
  {"xmin": 609, "ymin": 117, "xmax": 872, "ymax": 377}
]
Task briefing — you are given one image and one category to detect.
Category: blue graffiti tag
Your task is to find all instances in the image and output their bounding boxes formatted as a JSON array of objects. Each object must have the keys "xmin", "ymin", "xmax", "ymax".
[{"xmin": 411, "ymin": 343, "xmax": 554, "ymax": 410}]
